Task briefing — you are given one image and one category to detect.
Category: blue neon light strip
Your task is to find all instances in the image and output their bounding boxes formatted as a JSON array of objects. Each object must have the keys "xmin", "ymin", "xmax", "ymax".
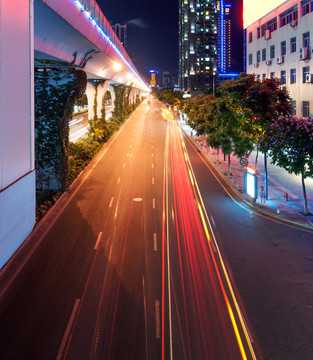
[
  {"xmin": 73, "ymin": 0, "xmax": 147, "ymax": 89},
  {"xmin": 221, "ymin": 0, "xmax": 224, "ymax": 73}
]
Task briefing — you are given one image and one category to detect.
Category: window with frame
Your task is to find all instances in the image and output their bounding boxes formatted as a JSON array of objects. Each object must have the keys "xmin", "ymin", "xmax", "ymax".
[
  {"xmin": 257, "ymin": 51, "xmax": 261, "ymax": 63},
  {"xmin": 303, "ymin": 66, "xmax": 310, "ymax": 83},
  {"xmin": 281, "ymin": 41, "xmax": 286, "ymax": 55},
  {"xmin": 303, "ymin": 32, "xmax": 310, "ymax": 47},
  {"xmin": 262, "ymin": 48, "xmax": 266, "ymax": 61},
  {"xmin": 248, "ymin": 53, "xmax": 253, "ymax": 65},
  {"xmin": 270, "ymin": 72, "xmax": 275, "ymax": 79},
  {"xmin": 262, "ymin": 73, "xmax": 266, "ymax": 81},
  {"xmin": 257, "ymin": 27, "xmax": 261, "ymax": 39},
  {"xmin": 290, "ymin": 37, "xmax": 297, "ymax": 53},
  {"xmin": 267, "ymin": 17, "xmax": 278, "ymax": 32},
  {"xmin": 301, "ymin": 0, "xmax": 313, "ymax": 16},
  {"xmin": 249, "ymin": 32, "xmax": 253, "ymax": 43},
  {"xmin": 290, "ymin": 100, "xmax": 296, "ymax": 116},
  {"xmin": 281, "ymin": 70, "xmax": 286, "ymax": 84},
  {"xmin": 302, "ymin": 101, "xmax": 310, "ymax": 117},
  {"xmin": 290, "ymin": 68, "xmax": 296, "ymax": 84},
  {"xmin": 257, "ymin": 74, "xmax": 261, "ymax": 81},
  {"xmin": 270, "ymin": 45, "xmax": 275, "ymax": 59},
  {"xmin": 260, "ymin": 17, "xmax": 278, "ymax": 36},
  {"xmin": 280, "ymin": 5, "xmax": 298, "ymax": 27}
]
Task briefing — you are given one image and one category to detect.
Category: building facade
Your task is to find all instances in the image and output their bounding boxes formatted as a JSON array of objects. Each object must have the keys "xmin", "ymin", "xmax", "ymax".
[
  {"xmin": 179, "ymin": 0, "xmax": 217, "ymax": 92},
  {"xmin": 112, "ymin": 23, "xmax": 127, "ymax": 49},
  {"xmin": 245, "ymin": 0, "xmax": 313, "ymax": 118},
  {"xmin": 217, "ymin": 1, "xmax": 231, "ymax": 73}
]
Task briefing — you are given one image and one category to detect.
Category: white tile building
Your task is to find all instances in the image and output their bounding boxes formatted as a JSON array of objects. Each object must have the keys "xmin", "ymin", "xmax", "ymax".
[{"xmin": 245, "ymin": 0, "xmax": 313, "ymax": 118}]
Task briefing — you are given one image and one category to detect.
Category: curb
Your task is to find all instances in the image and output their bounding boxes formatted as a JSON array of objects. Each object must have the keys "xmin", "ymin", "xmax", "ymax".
[{"xmin": 179, "ymin": 124, "xmax": 313, "ymax": 232}]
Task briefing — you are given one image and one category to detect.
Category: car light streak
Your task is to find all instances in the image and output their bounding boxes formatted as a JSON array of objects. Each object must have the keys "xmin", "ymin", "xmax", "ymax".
[
  {"xmin": 167, "ymin": 118, "xmax": 256, "ymax": 359},
  {"xmin": 69, "ymin": 127, "xmax": 88, "ymax": 142},
  {"xmin": 181, "ymin": 126, "xmax": 258, "ymax": 360}
]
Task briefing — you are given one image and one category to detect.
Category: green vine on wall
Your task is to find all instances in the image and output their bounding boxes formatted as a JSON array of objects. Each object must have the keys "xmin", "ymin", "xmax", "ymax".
[{"xmin": 35, "ymin": 68, "xmax": 87, "ymax": 191}]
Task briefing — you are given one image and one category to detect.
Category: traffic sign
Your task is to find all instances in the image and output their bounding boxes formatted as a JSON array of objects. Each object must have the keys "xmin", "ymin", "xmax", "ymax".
[{"xmin": 240, "ymin": 157, "xmax": 249, "ymax": 167}]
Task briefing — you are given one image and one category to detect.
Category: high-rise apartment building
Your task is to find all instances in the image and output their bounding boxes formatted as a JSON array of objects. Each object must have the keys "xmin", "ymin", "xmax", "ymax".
[
  {"xmin": 179, "ymin": 0, "xmax": 218, "ymax": 92},
  {"xmin": 179, "ymin": 0, "xmax": 234, "ymax": 92}
]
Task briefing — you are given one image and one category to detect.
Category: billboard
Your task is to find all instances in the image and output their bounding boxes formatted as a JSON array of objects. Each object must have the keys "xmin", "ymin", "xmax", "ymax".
[{"xmin": 244, "ymin": 0, "xmax": 286, "ymax": 28}]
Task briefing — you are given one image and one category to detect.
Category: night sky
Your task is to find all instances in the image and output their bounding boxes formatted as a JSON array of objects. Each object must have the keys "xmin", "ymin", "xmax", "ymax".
[{"xmin": 98, "ymin": 0, "xmax": 243, "ymax": 81}]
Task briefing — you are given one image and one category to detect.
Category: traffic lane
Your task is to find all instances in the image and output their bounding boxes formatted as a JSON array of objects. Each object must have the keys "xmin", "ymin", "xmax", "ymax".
[
  {"xmin": 184, "ymin": 134, "xmax": 313, "ymax": 360},
  {"xmin": 0, "ymin": 105, "xmax": 148, "ymax": 359},
  {"xmin": 166, "ymin": 120, "xmax": 249, "ymax": 360},
  {"xmin": 63, "ymin": 102, "xmax": 166, "ymax": 359}
]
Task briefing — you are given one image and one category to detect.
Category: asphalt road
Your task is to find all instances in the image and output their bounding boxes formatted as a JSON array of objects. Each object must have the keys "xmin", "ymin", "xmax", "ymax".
[{"xmin": 0, "ymin": 97, "xmax": 312, "ymax": 360}]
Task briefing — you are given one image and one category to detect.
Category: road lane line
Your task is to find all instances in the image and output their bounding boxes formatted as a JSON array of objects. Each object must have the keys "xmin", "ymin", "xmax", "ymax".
[
  {"xmin": 183, "ymin": 136, "xmax": 257, "ymax": 359},
  {"xmin": 94, "ymin": 232, "xmax": 102, "ymax": 250},
  {"xmin": 152, "ymin": 153, "xmax": 154, "ymax": 157},
  {"xmin": 117, "ymin": 177, "xmax": 121, "ymax": 184},
  {"xmin": 152, "ymin": 163, "xmax": 154, "ymax": 169},
  {"xmin": 154, "ymin": 233, "xmax": 157, "ymax": 251},
  {"xmin": 152, "ymin": 177, "xmax": 155, "ymax": 185},
  {"xmin": 143, "ymin": 278, "xmax": 149, "ymax": 360},
  {"xmin": 153, "ymin": 198, "xmax": 156, "ymax": 209},
  {"xmin": 155, "ymin": 300, "xmax": 161, "ymax": 339},
  {"xmin": 56, "ymin": 299, "xmax": 80, "ymax": 360},
  {"xmin": 109, "ymin": 197, "xmax": 114, "ymax": 208},
  {"xmin": 122, "ymin": 162, "xmax": 126, "ymax": 168}
]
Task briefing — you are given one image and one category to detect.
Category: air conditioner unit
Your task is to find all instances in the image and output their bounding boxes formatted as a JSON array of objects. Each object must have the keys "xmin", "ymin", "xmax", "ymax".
[
  {"xmin": 305, "ymin": 73, "xmax": 313, "ymax": 83},
  {"xmin": 264, "ymin": 29, "xmax": 271, "ymax": 40},
  {"xmin": 300, "ymin": 47, "xmax": 310, "ymax": 60},
  {"xmin": 254, "ymin": 63, "xmax": 259, "ymax": 68},
  {"xmin": 266, "ymin": 60, "xmax": 272, "ymax": 65},
  {"xmin": 290, "ymin": 19, "xmax": 298, "ymax": 28},
  {"xmin": 276, "ymin": 56, "xmax": 284, "ymax": 64}
]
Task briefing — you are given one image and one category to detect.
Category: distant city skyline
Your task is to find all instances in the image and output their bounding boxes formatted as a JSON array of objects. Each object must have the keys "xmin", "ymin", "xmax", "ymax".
[{"xmin": 99, "ymin": 0, "xmax": 243, "ymax": 81}]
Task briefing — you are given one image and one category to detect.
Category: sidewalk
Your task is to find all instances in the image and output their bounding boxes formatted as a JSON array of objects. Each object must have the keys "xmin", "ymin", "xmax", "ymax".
[{"xmin": 178, "ymin": 118, "xmax": 313, "ymax": 229}]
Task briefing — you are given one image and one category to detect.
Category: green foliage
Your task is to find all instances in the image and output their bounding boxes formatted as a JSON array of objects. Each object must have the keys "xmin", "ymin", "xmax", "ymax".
[
  {"xmin": 35, "ymin": 68, "xmax": 87, "ymax": 191},
  {"xmin": 181, "ymin": 73, "xmax": 292, "ymax": 159},
  {"xmin": 260, "ymin": 116, "xmax": 313, "ymax": 213},
  {"xmin": 260, "ymin": 117, "xmax": 313, "ymax": 178},
  {"xmin": 154, "ymin": 89, "xmax": 183, "ymax": 106}
]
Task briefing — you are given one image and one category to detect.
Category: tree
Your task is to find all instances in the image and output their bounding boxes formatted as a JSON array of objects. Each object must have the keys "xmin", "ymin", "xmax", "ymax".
[
  {"xmin": 205, "ymin": 95, "xmax": 256, "ymax": 175},
  {"xmin": 154, "ymin": 89, "xmax": 183, "ymax": 106},
  {"xmin": 260, "ymin": 116, "xmax": 313, "ymax": 214},
  {"xmin": 220, "ymin": 74, "xmax": 292, "ymax": 198}
]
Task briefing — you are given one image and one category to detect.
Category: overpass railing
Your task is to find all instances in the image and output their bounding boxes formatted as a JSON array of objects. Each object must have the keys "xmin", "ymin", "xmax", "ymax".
[{"xmin": 74, "ymin": 0, "xmax": 129, "ymax": 63}]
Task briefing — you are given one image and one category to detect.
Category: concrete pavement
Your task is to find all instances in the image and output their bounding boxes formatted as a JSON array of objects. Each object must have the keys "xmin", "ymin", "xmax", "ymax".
[{"xmin": 178, "ymin": 118, "xmax": 313, "ymax": 230}]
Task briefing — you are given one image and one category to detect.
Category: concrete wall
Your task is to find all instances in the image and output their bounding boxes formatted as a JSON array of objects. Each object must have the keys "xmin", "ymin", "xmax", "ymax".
[
  {"xmin": 0, "ymin": 0, "xmax": 35, "ymax": 269},
  {"xmin": 246, "ymin": 0, "xmax": 313, "ymax": 118}
]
